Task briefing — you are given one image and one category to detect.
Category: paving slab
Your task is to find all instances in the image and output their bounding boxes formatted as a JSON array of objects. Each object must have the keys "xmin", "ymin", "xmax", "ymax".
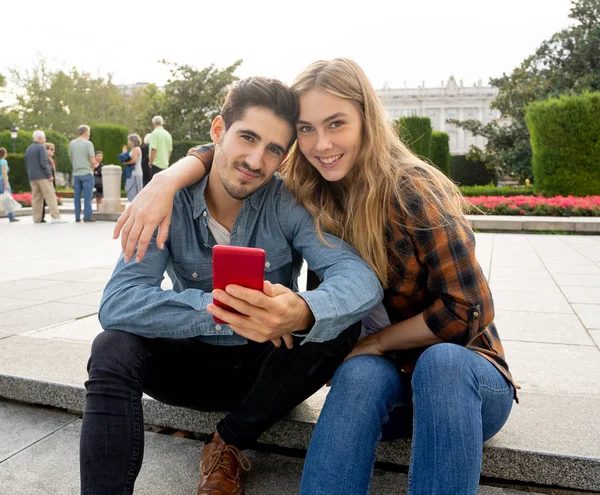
[
  {"xmin": 31, "ymin": 267, "xmax": 115, "ymax": 283},
  {"xmin": 489, "ymin": 265, "xmax": 552, "ymax": 280},
  {"xmin": 590, "ymin": 330, "xmax": 600, "ymax": 349},
  {"xmin": 490, "ymin": 277, "xmax": 561, "ymax": 294},
  {"xmin": 57, "ymin": 290, "xmax": 104, "ymax": 308},
  {"xmin": 503, "ymin": 341, "xmax": 600, "ymax": 396},
  {"xmin": 0, "ymin": 297, "xmax": 45, "ymax": 314},
  {"xmin": 544, "ymin": 263, "xmax": 600, "ymax": 275},
  {"xmin": 561, "ymin": 286, "xmax": 600, "ymax": 305},
  {"xmin": 0, "ymin": 401, "xmax": 76, "ymax": 462},
  {"xmin": 0, "ymin": 336, "xmax": 91, "ymax": 386},
  {"xmin": 572, "ymin": 304, "xmax": 600, "ymax": 329},
  {"xmin": 8, "ymin": 281, "xmax": 106, "ymax": 303},
  {"xmin": 0, "ymin": 302, "xmax": 98, "ymax": 334},
  {"xmin": 0, "ymin": 278, "xmax": 57, "ymax": 296},
  {"xmin": 491, "ymin": 290, "xmax": 573, "ymax": 314},
  {"xmin": 0, "ymin": 408, "xmax": 548, "ymax": 495},
  {"xmin": 553, "ymin": 273, "xmax": 600, "ymax": 288},
  {"xmin": 494, "ymin": 311, "xmax": 594, "ymax": 346},
  {"xmin": 27, "ymin": 315, "xmax": 102, "ymax": 343}
]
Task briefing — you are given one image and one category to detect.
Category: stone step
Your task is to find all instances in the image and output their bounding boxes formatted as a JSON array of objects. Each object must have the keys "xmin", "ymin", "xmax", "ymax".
[
  {"xmin": 0, "ymin": 400, "xmax": 560, "ymax": 494},
  {"xmin": 0, "ymin": 335, "xmax": 598, "ymax": 492}
]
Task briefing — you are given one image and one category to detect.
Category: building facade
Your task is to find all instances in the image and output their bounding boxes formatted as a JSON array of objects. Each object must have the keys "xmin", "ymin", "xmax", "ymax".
[{"xmin": 376, "ymin": 76, "xmax": 500, "ymax": 155}]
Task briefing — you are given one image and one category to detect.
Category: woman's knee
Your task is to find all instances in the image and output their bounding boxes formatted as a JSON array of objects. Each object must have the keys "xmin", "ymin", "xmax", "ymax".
[
  {"xmin": 412, "ymin": 343, "xmax": 473, "ymax": 391},
  {"xmin": 331, "ymin": 355, "xmax": 401, "ymax": 405}
]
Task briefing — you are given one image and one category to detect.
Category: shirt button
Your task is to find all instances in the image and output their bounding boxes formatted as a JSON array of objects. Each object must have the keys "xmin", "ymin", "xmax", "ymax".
[
  {"xmin": 265, "ymin": 261, "xmax": 271, "ymax": 268},
  {"xmin": 215, "ymin": 325, "xmax": 222, "ymax": 331},
  {"xmin": 202, "ymin": 211, "xmax": 207, "ymax": 217},
  {"xmin": 192, "ymin": 272, "xmax": 198, "ymax": 279},
  {"xmin": 472, "ymin": 311, "xmax": 479, "ymax": 318}
]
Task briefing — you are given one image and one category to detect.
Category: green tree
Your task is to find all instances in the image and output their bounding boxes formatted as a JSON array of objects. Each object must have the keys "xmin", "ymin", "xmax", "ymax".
[
  {"xmin": 395, "ymin": 116, "xmax": 432, "ymax": 159},
  {"xmin": 10, "ymin": 59, "xmax": 127, "ymax": 137},
  {"xmin": 123, "ymin": 83, "xmax": 166, "ymax": 138},
  {"xmin": 449, "ymin": 0, "xmax": 600, "ymax": 182},
  {"xmin": 161, "ymin": 59, "xmax": 242, "ymax": 141}
]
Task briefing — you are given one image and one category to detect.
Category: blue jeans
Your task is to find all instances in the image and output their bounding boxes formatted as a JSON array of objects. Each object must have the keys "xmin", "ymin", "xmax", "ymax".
[
  {"xmin": 0, "ymin": 182, "xmax": 16, "ymax": 221},
  {"xmin": 73, "ymin": 174, "xmax": 94, "ymax": 221},
  {"xmin": 301, "ymin": 343, "xmax": 514, "ymax": 495}
]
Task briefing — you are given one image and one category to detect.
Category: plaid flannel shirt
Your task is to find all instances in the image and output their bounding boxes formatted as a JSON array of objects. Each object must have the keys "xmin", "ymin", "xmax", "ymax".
[{"xmin": 384, "ymin": 188, "xmax": 518, "ymax": 399}]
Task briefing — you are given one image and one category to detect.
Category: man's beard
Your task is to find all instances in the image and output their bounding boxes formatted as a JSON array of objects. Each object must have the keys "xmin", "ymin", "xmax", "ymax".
[{"xmin": 219, "ymin": 160, "xmax": 265, "ymax": 201}]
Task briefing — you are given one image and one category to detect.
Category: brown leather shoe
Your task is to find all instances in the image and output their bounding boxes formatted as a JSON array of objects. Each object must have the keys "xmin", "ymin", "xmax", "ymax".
[{"xmin": 198, "ymin": 432, "xmax": 251, "ymax": 495}]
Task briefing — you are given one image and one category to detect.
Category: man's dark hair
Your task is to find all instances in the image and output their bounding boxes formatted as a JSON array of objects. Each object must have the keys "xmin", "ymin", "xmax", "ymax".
[
  {"xmin": 220, "ymin": 77, "xmax": 299, "ymax": 150},
  {"xmin": 95, "ymin": 151, "xmax": 103, "ymax": 155}
]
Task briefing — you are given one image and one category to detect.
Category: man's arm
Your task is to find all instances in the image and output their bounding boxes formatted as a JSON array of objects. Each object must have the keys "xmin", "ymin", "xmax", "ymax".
[
  {"xmin": 88, "ymin": 141, "xmax": 95, "ymax": 169},
  {"xmin": 280, "ymin": 188, "xmax": 383, "ymax": 344},
  {"xmin": 98, "ymin": 234, "xmax": 216, "ymax": 339},
  {"xmin": 149, "ymin": 148, "xmax": 157, "ymax": 166}
]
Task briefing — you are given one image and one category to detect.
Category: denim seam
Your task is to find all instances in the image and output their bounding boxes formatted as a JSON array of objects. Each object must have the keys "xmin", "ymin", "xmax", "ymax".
[{"xmin": 123, "ymin": 350, "xmax": 152, "ymax": 493}]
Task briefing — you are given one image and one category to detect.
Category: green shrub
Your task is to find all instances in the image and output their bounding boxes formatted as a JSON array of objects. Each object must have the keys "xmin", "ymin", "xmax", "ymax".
[
  {"xmin": 430, "ymin": 132, "xmax": 450, "ymax": 176},
  {"xmin": 526, "ymin": 92, "xmax": 600, "ymax": 196},
  {"xmin": 89, "ymin": 124, "xmax": 129, "ymax": 169},
  {"xmin": 171, "ymin": 140, "xmax": 206, "ymax": 163},
  {"xmin": 450, "ymin": 155, "xmax": 496, "ymax": 186},
  {"xmin": 0, "ymin": 130, "xmax": 33, "ymax": 154},
  {"xmin": 4, "ymin": 154, "xmax": 29, "ymax": 193},
  {"xmin": 459, "ymin": 184, "xmax": 536, "ymax": 197},
  {"xmin": 44, "ymin": 129, "xmax": 70, "ymax": 175},
  {"xmin": 395, "ymin": 116, "xmax": 432, "ymax": 159}
]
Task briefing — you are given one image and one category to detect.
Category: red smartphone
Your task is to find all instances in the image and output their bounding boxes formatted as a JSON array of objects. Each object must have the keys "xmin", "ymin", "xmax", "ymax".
[{"xmin": 212, "ymin": 245, "xmax": 266, "ymax": 324}]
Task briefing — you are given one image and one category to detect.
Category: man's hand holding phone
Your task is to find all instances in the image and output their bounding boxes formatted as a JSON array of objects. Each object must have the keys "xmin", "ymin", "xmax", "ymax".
[{"xmin": 207, "ymin": 280, "xmax": 315, "ymax": 349}]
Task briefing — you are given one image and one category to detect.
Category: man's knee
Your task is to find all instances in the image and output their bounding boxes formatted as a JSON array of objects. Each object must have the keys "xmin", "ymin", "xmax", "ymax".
[{"xmin": 88, "ymin": 330, "xmax": 149, "ymax": 375}]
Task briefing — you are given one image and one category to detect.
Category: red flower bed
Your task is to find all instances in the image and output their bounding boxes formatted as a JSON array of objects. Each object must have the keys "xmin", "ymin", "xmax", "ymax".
[
  {"xmin": 12, "ymin": 193, "xmax": 63, "ymax": 207},
  {"xmin": 466, "ymin": 195, "xmax": 600, "ymax": 216}
]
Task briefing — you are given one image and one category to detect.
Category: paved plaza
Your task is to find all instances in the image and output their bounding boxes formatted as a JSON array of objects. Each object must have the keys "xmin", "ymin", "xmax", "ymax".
[{"xmin": 0, "ymin": 215, "xmax": 599, "ymax": 493}]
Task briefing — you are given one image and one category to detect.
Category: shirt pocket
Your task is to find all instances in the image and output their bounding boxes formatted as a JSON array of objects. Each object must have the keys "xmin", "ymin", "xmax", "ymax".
[
  {"xmin": 264, "ymin": 248, "xmax": 293, "ymax": 286},
  {"xmin": 170, "ymin": 259, "xmax": 213, "ymax": 292}
]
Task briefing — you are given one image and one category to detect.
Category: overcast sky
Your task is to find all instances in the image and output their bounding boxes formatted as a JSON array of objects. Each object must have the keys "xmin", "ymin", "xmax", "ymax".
[{"xmin": 2, "ymin": 0, "xmax": 573, "ymax": 93}]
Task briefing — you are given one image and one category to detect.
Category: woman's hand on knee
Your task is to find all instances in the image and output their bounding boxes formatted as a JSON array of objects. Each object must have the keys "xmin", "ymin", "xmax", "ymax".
[{"xmin": 344, "ymin": 333, "xmax": 385, "ymax": 362}]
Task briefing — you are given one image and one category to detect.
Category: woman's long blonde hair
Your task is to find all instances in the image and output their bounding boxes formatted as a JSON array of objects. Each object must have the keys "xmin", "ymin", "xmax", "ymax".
[{"xmin": 281, "ymin": 58, "xmax": 466, "ymax": 288}]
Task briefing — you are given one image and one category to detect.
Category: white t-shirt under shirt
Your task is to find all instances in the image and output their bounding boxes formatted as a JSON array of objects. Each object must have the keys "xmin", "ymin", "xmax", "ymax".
[{"xmin": 207, "ymin": 210, "xmax": 390, "ymax": 339}]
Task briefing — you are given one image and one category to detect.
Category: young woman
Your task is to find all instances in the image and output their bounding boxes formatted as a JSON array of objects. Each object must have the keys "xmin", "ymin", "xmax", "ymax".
[
  {"xmin": 0, "ymin": 147, "xmax": 19, "ymax": 222},
  {"xmin": 113, "ymin": 58, "xmax": 517, "ymax": 495},
  {"xmin": 122, "ymin": 134, "xmax": 143, "ymax": 202}
]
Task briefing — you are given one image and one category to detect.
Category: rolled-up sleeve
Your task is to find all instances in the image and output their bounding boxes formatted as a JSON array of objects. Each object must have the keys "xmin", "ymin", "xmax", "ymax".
[
  {"xmin": 98, "ymin": 235, "xmax": 215, "ymax": 339},
  {"xmin": 406, "ymin": 203, "xmax": 494, "ymax": 346}
]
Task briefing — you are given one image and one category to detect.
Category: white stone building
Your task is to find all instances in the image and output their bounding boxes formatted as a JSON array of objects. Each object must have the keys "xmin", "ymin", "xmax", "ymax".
[
  {"xmin": 118, "ymin": 82, "xmax": 164, "ymax": 98},
  {"xmin": 376, "ymin": 76, "xmax": 500, "ymax": 155}
]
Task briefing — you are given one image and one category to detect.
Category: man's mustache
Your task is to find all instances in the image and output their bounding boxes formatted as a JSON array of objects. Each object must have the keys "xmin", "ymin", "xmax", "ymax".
[{"xmin": 235, "ymin": 161, "xmax": 264, "ymax": 178}]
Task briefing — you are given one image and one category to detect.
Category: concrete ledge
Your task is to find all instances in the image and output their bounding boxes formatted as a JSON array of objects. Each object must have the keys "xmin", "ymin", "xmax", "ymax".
[
  {"xmin": 1, "ymin": 373, "xmax": 598, "ymax": 491},
  {"xmin": 466, "ymin": 215, "xmax": 600, "ymax": 233}
]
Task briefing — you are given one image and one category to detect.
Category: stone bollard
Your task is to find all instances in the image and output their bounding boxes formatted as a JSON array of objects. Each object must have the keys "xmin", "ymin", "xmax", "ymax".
[{"xmin": 98, "ymin": 165, "xmax": 125, "ymax": 214}]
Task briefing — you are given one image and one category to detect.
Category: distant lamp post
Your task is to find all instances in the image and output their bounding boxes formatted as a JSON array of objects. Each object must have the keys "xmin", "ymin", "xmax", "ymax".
[{"xmin": 10, "ymin": 127, "xmax": 18, "ymax": 154}]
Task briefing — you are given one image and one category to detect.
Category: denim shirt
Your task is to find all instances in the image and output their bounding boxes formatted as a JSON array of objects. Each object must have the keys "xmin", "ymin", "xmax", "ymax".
[{"xmin": 99, "ymin": 175, "xmax": 383, "ymax": 345}]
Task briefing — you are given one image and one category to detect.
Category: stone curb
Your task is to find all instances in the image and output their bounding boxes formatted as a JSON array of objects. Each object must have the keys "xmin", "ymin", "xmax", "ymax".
[{"xmin": 1, "ymin": 374, "xmax": 598, "ymax": 492}]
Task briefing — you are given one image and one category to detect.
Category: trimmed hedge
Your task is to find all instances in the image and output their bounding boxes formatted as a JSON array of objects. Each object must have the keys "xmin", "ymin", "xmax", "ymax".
[
  {"xmin": 460, "ymin": 184, "xmax": 536, "ymax": 197},
  {"xmin": 526, "ymin": 92, "xmax": 600, "ymax": 196},
  {"xmin": 90, "ymin": 124, "xmax": 129, "ymax": 168},
  {"xmin": 0, "ymin": 129, "xmax": 70, "ymax": 175},
  {"xmin": 395, "ymin": 116, "xmax": 432, "ymax": 159},
  {"xmin": 172, "ymin": 140, "xmax": 205, "ymax": 163},
  {"xmin": 4, "ymin": 154, "xmax": 29, "ymax": 193},
  {"xmin": 450, "ymin": 155, "xmax": 496, "ymax": 186},
  {"xmin": 430, "ymin": 132, "xmax": 450, "ymax": 176}
]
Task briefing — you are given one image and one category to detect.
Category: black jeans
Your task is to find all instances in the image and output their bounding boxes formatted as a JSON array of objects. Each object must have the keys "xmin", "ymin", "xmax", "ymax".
[{"xmin": 80, "ymin": 324, "xmax": 360, "ymax": 494}]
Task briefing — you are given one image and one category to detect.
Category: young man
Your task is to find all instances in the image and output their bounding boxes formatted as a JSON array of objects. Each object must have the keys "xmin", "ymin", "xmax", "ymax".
[
  {"xmin": 81, "ymin": 77, "xmax": 382, "ymax": 495},
  {"xmin": 69, "ymin": 125, "xmax": 96, "ymax": 222}
]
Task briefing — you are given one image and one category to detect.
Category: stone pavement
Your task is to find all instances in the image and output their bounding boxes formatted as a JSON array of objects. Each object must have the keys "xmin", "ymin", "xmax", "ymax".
[{"xmin": 0, "ymin": 216, "xmax": 599, "ymax": 493}]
